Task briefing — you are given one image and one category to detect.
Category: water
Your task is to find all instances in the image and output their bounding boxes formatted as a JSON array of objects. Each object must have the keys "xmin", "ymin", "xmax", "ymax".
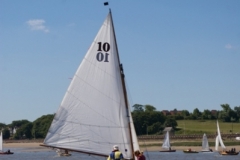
[{"xmin": 1, "ymin": 147, "xmax": 240, "ymax": 160}]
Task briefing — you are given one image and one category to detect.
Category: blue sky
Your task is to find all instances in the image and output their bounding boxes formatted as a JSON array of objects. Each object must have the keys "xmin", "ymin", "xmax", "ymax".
[{"xmin": 1, "ymin": 1, "xmax": 240, "ymax": 124}]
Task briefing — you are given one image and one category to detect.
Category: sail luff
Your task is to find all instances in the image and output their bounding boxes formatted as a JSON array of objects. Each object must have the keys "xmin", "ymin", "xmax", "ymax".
[
  {"xmin": 109, "ymin": 10, "xmax": 135, "ymax": 159},
  {"xmin": 0, "ymin": 132, "xmax": 3, "ymax": 151}
]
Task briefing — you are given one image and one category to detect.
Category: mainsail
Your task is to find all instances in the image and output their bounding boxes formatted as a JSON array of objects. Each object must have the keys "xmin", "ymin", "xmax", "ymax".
[
  {"xmin": 42, "ymin": 10, "xmax": 139, "ymax": 159},
  {"xmin": 162, "ymin": 131, "xmax": 170, "ymax": 149},
  {"xmin": 202, "ymin": 133, "xmax": 209, "ymax": 151},
  {"xmin": 215, "ymin": 120, "xmax": 226, "ymax": 151},
  {"xmin": 0, "ymin": 132, "xmax": 2, "ymax": 151}
]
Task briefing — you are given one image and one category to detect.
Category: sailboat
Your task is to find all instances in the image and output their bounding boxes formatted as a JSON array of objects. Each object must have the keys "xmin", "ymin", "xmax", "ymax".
[
  {"xmin": 215, "ymin": 120, "xmax": 238, "ymax": 155},
  {"xmin": 40, "ymin": 9, "xmax": 140, "ymax": 160},
  {"xmin": 159, "ymin": 131, "xmax": 176, "ymax": 152},
  {"xmin": 201, "ymin": 133, "xmax": 212, "ymax": 152},
  {"xmin": 0, "ymin": 132, "xmax": 14, "ymax": 155}
]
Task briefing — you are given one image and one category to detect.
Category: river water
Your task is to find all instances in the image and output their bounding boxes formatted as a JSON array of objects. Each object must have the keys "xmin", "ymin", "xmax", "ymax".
[{"xmin": 0, "ymin": 147, "xmax": 240, "ymax": 160}]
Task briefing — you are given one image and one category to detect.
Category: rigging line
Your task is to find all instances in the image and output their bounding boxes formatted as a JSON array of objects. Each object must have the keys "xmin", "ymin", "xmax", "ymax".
[{"xmin": 142, "ymin": 140, "xmax": 151, "ymax": 160}]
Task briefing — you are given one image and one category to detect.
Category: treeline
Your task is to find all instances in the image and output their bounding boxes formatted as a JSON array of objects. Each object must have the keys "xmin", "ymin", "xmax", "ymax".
[
  {"xmin": 0, "ymin": 114, "xmax": 54, "ymax": 140},
  {"xmin": 132, "ymin": 103, "xmax": 240, "ymax": 135},
  {"xmin": 1, "ymin": 104, "xmax": 240, "ymax": 139}
]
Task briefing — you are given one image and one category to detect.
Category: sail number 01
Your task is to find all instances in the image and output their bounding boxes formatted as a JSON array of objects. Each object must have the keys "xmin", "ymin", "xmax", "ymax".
[{"xmin": 96, "ymin": 42, "xmax": 110, "ymax": 62}]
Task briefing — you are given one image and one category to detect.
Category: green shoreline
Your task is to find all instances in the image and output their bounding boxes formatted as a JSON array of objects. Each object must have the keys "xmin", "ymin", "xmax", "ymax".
[{"xmin": 140, "ymin": 141, "xmax": 240, "ymax": 147}]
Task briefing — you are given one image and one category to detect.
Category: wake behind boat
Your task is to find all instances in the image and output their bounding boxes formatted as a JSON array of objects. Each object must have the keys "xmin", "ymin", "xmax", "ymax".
[
  {"xmin": 159, "ymin": 131, "xmax": 176, "ymax": 152},
  {"xmin": 40, "ymin": 8, "xmax": 139, "ymax": 159}
]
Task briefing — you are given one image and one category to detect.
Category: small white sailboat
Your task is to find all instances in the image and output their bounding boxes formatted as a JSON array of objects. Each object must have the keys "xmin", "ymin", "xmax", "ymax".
[
  {"xmin": 201, "ymin": 133, "xmax": 212, "ymax": 152},
  {"xmin": 40, "ymin": 9, "xmax": 139, "ymax": 160},
  {"xmin": 215, "ymin": 120, "xmax": 238, "ymax": 155},
  {"xmin": 0, "ymin": 132, "xmax": 14, "ymax": 155},
  {"xmin": 160, "ymin": 131, "xmax": 176, "ymax": 152}
]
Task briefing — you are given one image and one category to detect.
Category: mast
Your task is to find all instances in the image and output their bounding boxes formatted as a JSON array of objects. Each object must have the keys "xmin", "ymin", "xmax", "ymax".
[{"xmin": 109, "ymin": 10, "xmax": 135, "ymax": 159}]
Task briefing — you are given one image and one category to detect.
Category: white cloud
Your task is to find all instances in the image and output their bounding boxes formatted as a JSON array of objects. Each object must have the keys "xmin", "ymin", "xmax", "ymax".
[
  {"xmin": 225, "ymin": 44, "xmax": 233, "ymax": 49},
  {"xmin": 27, "ymin": 19, "xmax": 49, "ymax": 33}
]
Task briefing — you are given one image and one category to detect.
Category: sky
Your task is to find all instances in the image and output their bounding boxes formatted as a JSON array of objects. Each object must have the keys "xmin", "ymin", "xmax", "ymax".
[{"xmin": 0, "ymin": 0, "xmax": 240, "ymax": 124}]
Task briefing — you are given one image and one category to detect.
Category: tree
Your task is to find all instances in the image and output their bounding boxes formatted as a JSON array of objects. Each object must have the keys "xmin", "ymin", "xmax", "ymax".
[
  {"xmin": 22, "ymin": 122, "xmax": 33, "ymax": 139},
  {"xmin": 202, "ymin": 109, "xmax": 212, "ymax": 119},
  {"xmin": 193, "ymin": 108, "xmax": 201, "ymax": 119},
  {"xmin": 164, "ymin": 118, "xmax": 177, "ymax": 129},
  {"xmin": 9, "ymin": 120, "xmax": 30, "ymax": 129},
  {"xmin": 220, "ymin": 104, "xmax": 236, "ymax": 122},
  {"xmin": 144, "ymin": 105, "xmax": 156, "ymax": 112},
  {"xmin": 2, "ymin": 128, "xmax": 10, "ymax": 139},
  {"xmin": 0, "ymin": 123, "xmax": 6, "ymax": 129},
  {"xmin": 132, "ymin": 104, "xmax": 144, "ymax": 112},
  {"xmin": 148, "ymin": 122, "xmax": 163, "ymax": 134},
  {"xmin": 32, "ymin": 114, "xmax": 54, "ymax": 138}
]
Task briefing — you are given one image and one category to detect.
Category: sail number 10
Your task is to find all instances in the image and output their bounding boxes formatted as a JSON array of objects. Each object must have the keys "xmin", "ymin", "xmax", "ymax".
[{"xmin": 96, "ymin": 42, "xmax": 110, "ymax": 62}]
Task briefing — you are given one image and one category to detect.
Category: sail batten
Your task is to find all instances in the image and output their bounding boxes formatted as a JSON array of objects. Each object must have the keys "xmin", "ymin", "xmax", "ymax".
[{"xmin": 42, "ymin": 10, "xmax": 139, "ymax": 159}]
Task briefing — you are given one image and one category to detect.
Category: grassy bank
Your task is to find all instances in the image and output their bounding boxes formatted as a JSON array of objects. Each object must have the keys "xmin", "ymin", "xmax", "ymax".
[{"xmin": 176, "ymin": 120, "xmax": 240, "ymax": 135}]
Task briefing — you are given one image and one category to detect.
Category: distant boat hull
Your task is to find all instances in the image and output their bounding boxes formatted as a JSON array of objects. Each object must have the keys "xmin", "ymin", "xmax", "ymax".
[
  {"xmin": 219, "ymin": 151, "xmax": 239, "ymax": 155},
  {"xmin": 183, "ymin": 150, "xmax": 198, "ymax": 153},
  {"xmin": 0, "ymin": 152, "xmax": 14, "ymax": 155},
  {"xmin": 159, "ymin": 150, "xmax": 176, "ymax": 152},
  {"xmin": 201, "ymin": 149, "xmax": 213, "ymax": 153},
  {"xmin": 57, "ymin": 153, "xmax": 71, "ymax": 156}
]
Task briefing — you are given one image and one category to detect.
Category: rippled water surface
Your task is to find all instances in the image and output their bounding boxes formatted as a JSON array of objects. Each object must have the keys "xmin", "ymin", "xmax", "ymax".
[{"xmin": 1, "ymin": 147, "xmax": 240, "ymax": 160}]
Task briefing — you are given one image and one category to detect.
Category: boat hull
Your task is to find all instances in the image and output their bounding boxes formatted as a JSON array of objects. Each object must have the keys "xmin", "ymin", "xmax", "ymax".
[
  {"xmin": 159, "ymin": 150, "xmax": 176, "ymax": 152},
  {"xmin": 183, "ymin": 150, "xmax": 198, "ymax": 153},
  {"xmin": 219, "ymin": 151, "xmax": 239, "ymax": 155},
  {"xmin": 0, "ymin": 152, "xmax": 14, "ymax": 155},
  {"xmin": 201, "ymin": 150, "xmax": 213, "ymax": 153}
]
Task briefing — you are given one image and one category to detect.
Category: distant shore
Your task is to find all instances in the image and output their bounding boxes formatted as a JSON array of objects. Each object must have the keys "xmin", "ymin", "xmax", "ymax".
[{"xmin": 3, "ymin": 141, "xmax": 240, "ymax": 152}]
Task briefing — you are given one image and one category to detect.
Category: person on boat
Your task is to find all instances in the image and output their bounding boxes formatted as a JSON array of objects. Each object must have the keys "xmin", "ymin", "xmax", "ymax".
[
  {"xmin": 107, "ymin": 145, "xmax": 124, "ymax": 160},
  {"xmin": 188, "ymin": 148, "xmax": 191, "ymax": 152},
  {"xmin": 65, "ymin": 150, "xmax": 69, "ymax": 155},
  {"xmin": 134, "ymin": 150, "xmax": 146, "ymax": 160}
]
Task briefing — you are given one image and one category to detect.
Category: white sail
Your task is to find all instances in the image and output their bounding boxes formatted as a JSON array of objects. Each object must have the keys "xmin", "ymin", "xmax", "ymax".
[
  {"xmin": 43, "ymin": 11, "xmax": 139, "ymax": 159},
  {"xmin": 215, "ymin": 120, "xmax": 226, "ymax": 150},
  {"xmin": 162, "ymin": 131, "xmax": 170, "ymax": 149},
  {"xmin": 215, "ymin": 135, "xmax": 219, "ymax": 151},
  {"xmin": 0, "ymin": 132, "xmax": 2, "ymax": 151},
  {"xmin": 202, "ymin": 133, "xmax": 209, "ymax": 151}
]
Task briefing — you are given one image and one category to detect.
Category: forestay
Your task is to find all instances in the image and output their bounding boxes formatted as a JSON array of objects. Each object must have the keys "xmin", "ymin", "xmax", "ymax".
[{"xmin": 42, "ymin": 11, "xmax": 139, "ymax": 159}]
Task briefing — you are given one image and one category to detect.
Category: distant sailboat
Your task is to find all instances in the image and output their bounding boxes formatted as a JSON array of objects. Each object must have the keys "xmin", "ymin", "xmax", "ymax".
[
  {"xmin": 215, "ymin": 120, "xmax": 238, "ymax": 155},
  {"xmin": 40, "ymin": 9, "xmax": 139, "ymax": 159},
  {"xmin": 160, "ymin": 131, "xmax": 176, "ymax": 152},
  {"xmin": 201, "ymin": 133, "xmax": 212, "ymax": 152},
  {"xmin": 0, "ymin": 132, "xmax": 14, "ymax": 155}
]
